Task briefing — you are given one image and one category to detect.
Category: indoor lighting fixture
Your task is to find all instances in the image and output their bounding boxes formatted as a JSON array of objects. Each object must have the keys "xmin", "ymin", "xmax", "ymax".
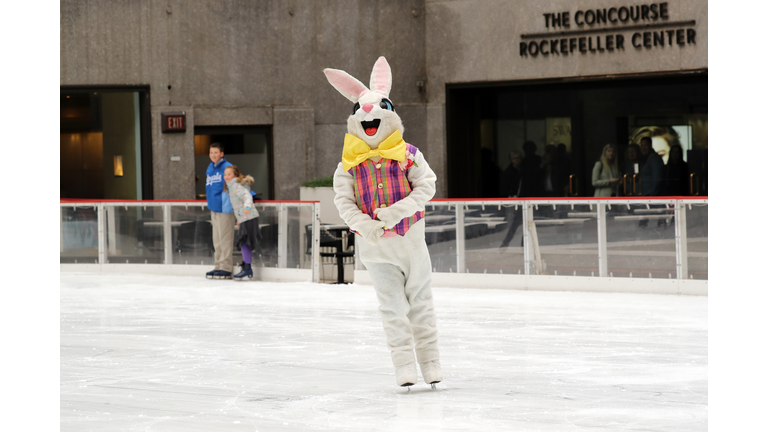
[{"xmin": 114, "ymin": 155, "xmax": 123, "ymax": 177}]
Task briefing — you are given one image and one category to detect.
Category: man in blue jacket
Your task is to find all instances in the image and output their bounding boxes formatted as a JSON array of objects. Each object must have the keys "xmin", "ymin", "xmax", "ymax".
[{"xmin": 205, "ymin": 143, "xmax": 236, "ymax": 279}]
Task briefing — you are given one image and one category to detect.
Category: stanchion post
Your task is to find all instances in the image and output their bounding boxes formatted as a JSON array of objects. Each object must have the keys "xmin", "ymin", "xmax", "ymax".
[
  {"xmin": 675, "ymin": 200, "xmax": 688, "ymax": 280},
  {"xmin": 455, "ymin": 204, "xmax": 466, "ymax": 274},
  {"xmin": 277, "ymin": 203, "xmax": 288, "ymax": 268},
  {"xmin": 163, "ymin": 204, "xmax": 172, "ymax": 265},
  {"xmin": 597, "ymin": 203, "xmax": 608, "ymax": 277},
  {"xmin": 312, "ymin": 203, "xmax": 321, "ymax": 282}
]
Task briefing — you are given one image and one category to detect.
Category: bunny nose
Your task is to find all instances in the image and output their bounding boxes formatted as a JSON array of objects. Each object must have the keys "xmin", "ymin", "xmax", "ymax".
[{"xmin": 362, "ymin": 104, "xmax": 374, "ymax": 113}]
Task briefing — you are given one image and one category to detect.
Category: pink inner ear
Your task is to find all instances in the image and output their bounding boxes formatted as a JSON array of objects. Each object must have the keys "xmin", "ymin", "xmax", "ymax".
[
  {"xmin": 325, "ymin": 69, "xmax": 368, "ymax": 100},
  {"xmin": 370, "ymin": 57, "xmax": 391, "ymax": 95}
]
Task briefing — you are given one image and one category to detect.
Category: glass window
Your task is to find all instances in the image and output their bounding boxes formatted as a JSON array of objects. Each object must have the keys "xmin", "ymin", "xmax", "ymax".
[
  {"xmin": 60, "ymin": 88, "xmax": 151, "ymax": 199},
  {"xmin": 447, "ymin": 74, "xmax": 707, "ymax": 198}
]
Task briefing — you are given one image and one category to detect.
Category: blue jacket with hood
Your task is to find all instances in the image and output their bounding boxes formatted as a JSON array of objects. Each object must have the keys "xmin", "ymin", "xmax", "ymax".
[{"xmin": 206, "ymin": 158, "xmax": 233, "ymax": 213}]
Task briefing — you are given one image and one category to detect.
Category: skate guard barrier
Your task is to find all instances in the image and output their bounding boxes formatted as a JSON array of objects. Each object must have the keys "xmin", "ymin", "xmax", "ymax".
[
  {"xmin": 354, "ymin": 197, "xmax": 708, "ymax": 296},
  {"xmin": 61, "ymin": 197, "xmax": 707, "ymax": 295},
  {"xmin": 60, "ymin": 200, "xmax": 323, "ymax": 283}
]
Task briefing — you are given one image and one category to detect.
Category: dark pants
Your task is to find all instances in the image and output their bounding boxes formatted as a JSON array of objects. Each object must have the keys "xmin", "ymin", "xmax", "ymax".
[{"xmin": 500, "ymin": 206, "xmax": 523, "ymax": 248}]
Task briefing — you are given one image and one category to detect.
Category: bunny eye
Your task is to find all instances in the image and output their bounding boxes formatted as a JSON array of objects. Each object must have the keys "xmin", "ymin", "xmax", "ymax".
[
  {"xmin": 380, "ymin": 99, "xmax": 394, "ymax": 112},
  {"xmin": 352, "ymin": 102, "xmax": 360, "ymax": 114}
]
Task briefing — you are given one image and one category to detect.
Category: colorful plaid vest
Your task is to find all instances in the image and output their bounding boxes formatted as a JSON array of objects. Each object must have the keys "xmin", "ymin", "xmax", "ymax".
[{"xmin": 348, "ymin": 143, "xmax": 424, "ymax": 236}]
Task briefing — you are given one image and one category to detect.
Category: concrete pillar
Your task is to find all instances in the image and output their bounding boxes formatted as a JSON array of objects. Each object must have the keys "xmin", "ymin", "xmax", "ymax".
[
  {"xmin": 427, "ymin": 103, "xmax": 448, "ymax": 198},
  {"xmin": 273, "ymin": 107, "xmax": 315, "ymax": 200},
  {"xmin": 151, "ymin": 105, "xmax": 195, "ymax": 200}
]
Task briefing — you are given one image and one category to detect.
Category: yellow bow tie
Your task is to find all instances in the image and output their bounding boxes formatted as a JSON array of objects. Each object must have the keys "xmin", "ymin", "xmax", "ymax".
[{"xmin": 342, "ymin": 130, "xmax": 406, "ymax": 171}]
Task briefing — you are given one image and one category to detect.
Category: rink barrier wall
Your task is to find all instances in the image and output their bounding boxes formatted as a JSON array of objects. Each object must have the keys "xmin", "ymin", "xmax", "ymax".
[
  {"xmin": 61, "ymin": 197, "xmax": 708, "ymax": 295},
  {"xmin": 355, "ymin": 197, "xmax": 708, "ymax": 296},
  {"xmin": 60, "ymin": 200, "xmax": 322, "ymax": 283}
]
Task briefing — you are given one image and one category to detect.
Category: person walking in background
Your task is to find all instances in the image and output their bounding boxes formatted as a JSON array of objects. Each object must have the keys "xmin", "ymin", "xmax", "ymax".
[
  {"xmin": 205, "ymin": 143, "xmax": 236, "ymax": 279},
  {"xmin": 224, "ymin": 165, "xmax": 261, "ymax": 280},
  {"xmin": 621, "ymin": 143, "xmax": 642, "ymax": 195},
  {"xmin": 541, "ymin": 144, "xmax": 557, "ymax": 197},
  {"xmin": 501, "ymin": 151, "xmax": 522, "ymax": 199},
  {"xmin": 664, "ymin": 144, "xmax": 689, "ymax": 196},
  {"xmin": 639, "ymin": 137, "xmax": 664, "ymax": 196},
  {"xmin": 518, "ymin": 141, "xmax": 543, "ymax": 198},
  {"xmin": 592, "ymin": 144, "xmax": 620, "ymax": 197},
  {"xmin": 499, "ymin": 150, "xmax": 525, "ymax": 249}
]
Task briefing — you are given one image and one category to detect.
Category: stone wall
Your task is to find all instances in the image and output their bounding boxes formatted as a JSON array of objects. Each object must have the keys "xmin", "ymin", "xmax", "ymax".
[
  {"xmin": 61, "ymin": 0, "xmax": 428, "ymax": 199},
  {"xmin": 61, "ymin": 0, "xmax": 707, "ymax": 200}
]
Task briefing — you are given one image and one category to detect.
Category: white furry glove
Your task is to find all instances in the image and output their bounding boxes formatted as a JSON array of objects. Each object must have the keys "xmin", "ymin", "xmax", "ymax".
[
  {"xmin": 373, "ymin": 204, "xmax": 409, "ymax": 230},
  {"xmin": 357, "ymin": 219, "xmax": 386, "ymax": 245}
]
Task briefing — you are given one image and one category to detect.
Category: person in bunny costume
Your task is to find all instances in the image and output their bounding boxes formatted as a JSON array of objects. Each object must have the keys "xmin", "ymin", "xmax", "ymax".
[{"xmin": 324, "ymin": 56, "xmax": 442, "ymax": 389}]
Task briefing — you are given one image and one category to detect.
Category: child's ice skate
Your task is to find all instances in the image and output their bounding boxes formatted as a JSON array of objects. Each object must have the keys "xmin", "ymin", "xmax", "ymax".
[
  {"xmin": 396, "ymin": 362, "xmax": 418, "ymax": 390},
  {"xmin": 233, "ymin": 263, "xmax": 253, "ymax": 280},
  {"xmin": 419, "ymin": 360, "xmax": 443, "ymax": 389}
]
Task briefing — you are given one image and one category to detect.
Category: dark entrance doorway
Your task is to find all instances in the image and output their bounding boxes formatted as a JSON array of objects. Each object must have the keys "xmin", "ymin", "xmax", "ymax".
[
  {"xmin": 446, "ymin": 72, "xmax": 708, "ymax": 198},
  {"xmin": 60, "ymin": 86, "xmax": 153, "ymax": 199},
  {"xmin": 193, "ymin": 126, "xmax": 274, "ymax": 200}
]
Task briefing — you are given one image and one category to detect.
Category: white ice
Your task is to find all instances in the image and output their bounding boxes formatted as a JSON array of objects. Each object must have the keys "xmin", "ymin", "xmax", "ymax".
[{"xmin": 60, "ymin": 273, "xmax": 707, "ymax": 431}]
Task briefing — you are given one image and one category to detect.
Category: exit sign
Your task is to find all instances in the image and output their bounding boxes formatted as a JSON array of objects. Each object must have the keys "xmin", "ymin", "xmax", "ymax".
[{"xmin": 161, "ymin": 112, "xmax": 186, "ymax": 133}]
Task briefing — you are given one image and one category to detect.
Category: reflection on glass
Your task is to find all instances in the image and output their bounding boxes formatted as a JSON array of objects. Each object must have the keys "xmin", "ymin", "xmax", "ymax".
[
  {"xmin": 466, "ymin": 204, "xmax": 524, "ymax": 274},
  {"xmin": 605, "ymin": 203, "xmax": 676, "ymax": 278},
  {"xmin": 171, "ymin": 205, "xmax": 214, "ymax": 265},
  {"xmin": 287, "ymin": 205, "xmax": 314, "ymax": 269},
  {"xmin": 61, "ymin": 206, "xmax": 99, "ymax": 263},
  {"xmin": 425, "ymin": 204, "xmax": 457, "ymax": 273},
  {"xmin": 252, "ymin": 206, "xmax": 278, "ymax": 268},
  {"xmin": 531, "ymin": 203, "xmax": 598, "ymax": 276},
  {"xmin": 686, "ymin": 203, "xmax": 708, "ymax": 280},
  {"xmin": 106, "ymin": 205, "xmax": 165, "ymax": 263}
]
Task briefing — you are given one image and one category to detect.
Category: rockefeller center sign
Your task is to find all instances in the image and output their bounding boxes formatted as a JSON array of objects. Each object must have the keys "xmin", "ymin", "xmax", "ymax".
[{"xmin": 519, "ymin": 2, "xmax": 697, "ymax": 57}]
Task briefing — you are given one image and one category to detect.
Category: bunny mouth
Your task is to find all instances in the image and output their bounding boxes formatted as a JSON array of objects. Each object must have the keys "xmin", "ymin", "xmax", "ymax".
[{"xmin": 361, "ymin": 119, "xmax": 381, "ymax": 136}]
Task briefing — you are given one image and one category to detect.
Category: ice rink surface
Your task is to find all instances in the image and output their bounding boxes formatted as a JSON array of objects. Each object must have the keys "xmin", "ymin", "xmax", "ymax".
[{"xmin": 60, "ymin": 273, "xmax": 707, "ymax": 431}]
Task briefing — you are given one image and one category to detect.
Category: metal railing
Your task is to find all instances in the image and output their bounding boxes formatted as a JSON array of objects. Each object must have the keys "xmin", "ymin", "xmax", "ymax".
[
  {"xmin": 61, "ymin": 197, "xmax": 707, "ymax": 292},
  {"xmin": 60, "ymin": 200, "xmax": 322, "ymax": 282},
  {"xmin": 355, "ymin": 197, "xmax": 707, "ymax": 291}
]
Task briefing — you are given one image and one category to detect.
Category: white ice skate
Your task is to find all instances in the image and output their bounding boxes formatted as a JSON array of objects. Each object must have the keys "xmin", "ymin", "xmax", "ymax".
[
  {"xmin": 396, "ymin": 362, "xmax": 418, "ymax": 389},
  {"xmin": 419, "ymin": 360, "xmax": 443, "ymax": 389}
]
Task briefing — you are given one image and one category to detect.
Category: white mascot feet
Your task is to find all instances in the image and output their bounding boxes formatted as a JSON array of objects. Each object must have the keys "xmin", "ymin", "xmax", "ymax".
[
  {"xmin": 419, "ymin": 360, "xmax": 443, "ymax": 386},
  {"xmin": 396, "ymin": 362, "xmax": 418, "ymax": 387},
  {"xmin": 324, "ymin": 56, "xmax": 443, "ymax": 390}
]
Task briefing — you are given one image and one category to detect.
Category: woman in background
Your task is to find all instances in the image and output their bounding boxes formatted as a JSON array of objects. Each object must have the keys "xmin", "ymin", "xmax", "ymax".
[{"xmin": 592, "ymin": 144, "xmax": 620, "ymax": 197}]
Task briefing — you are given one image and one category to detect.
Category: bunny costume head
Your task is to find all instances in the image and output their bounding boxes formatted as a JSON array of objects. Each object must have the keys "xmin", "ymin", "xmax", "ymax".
[{"xmin": 324, "ymin": 56, "xmax": 404, "ymax": 149}]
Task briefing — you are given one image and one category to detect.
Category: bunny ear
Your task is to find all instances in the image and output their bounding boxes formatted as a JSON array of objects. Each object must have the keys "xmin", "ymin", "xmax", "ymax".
[
  {"xmin": 369, "ymin": 56, "xmax": 392, "ymax": 98},
  {"xmin": 323, "ymin": 68, "xmax": 369, "ymax": 103}
]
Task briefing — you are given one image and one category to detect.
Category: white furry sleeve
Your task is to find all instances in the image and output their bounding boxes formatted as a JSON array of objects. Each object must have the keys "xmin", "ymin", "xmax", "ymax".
[
  {"xmin": 332, "ymin": 162, "xmax": 374, "ymax": 230},
  {"xmin": 373, "ymin": 149, "xmax": 437, "ymax": 228}
]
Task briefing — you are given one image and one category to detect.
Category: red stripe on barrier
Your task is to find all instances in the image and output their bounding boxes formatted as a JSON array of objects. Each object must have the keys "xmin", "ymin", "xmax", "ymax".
[
  {"xmin": 429, "ymin": 196, "xmax": 707, "ymax": 202},
  {"xmin": 59, "ymin": 199, "xmax": 320, "ymax": 204}
]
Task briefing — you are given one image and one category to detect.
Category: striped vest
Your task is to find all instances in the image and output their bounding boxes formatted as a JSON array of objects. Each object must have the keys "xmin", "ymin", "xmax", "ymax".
[{"xmin": 348, "ymin": 143, "xmax": 424, "ymax": 236}]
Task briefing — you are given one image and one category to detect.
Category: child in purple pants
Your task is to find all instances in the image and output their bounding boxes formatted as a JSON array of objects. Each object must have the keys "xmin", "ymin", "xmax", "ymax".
[{"xmin": 224, "ymin": 165, "xmax": 261, "ymax": 280}]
